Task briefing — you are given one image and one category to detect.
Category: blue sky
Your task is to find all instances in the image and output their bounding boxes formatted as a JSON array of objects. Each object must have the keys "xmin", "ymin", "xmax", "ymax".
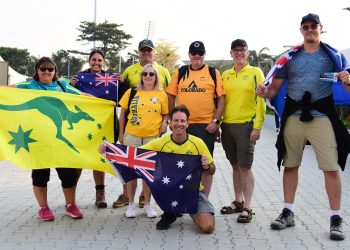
[{"xmin": 1, "ymin": 0, "xmax": 350, "ymax": 60}]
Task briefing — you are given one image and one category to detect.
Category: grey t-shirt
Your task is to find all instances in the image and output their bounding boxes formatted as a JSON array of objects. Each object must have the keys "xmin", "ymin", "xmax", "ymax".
[{"xmin": 277, "ymin": 47, "xmax": 334, "ymax": 116}]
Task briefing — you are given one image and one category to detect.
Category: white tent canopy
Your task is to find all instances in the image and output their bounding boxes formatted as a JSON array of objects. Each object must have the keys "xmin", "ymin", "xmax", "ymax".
[{"xmin": 0, "ymin": 55, "xmax": 29, "ymax": 85}]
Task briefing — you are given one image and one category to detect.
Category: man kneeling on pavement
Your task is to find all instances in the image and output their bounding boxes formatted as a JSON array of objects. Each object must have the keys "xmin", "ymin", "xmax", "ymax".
[{"xmin": 99, "ymin": 105, "xmax": 215, "ymax": 233}]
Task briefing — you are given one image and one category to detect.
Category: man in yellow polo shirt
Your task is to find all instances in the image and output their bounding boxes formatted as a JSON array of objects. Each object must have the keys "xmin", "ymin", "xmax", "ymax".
[
  {"xmin": 120, "ymin": 39, "xmax": 171, "ymax": 90},
  {"xmin": 220, "ymin": 39, "xmax": 266, "ymax": 224},
  {"xmin": 166, "ymin": 41, "xmax": 225, "ymax": 197},
  {"xmin": 140, "ymin": 105, "xmax": 215, "ymax": 233}
]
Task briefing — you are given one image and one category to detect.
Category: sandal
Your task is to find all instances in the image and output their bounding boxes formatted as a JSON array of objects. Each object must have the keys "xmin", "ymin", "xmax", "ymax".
[
  {"xmin": 237, "ymin": 208, "xmax": 254, "ymax": 223},
  {"xmin": 220, "ymin": 200, "xmax": 244, "ymax": 214}
]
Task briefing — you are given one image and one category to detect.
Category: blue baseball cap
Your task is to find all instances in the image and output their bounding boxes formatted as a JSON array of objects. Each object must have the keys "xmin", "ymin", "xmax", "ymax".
[{"xmin": 301, "ymin": 13, "xmax": 321, "ymax": 25}]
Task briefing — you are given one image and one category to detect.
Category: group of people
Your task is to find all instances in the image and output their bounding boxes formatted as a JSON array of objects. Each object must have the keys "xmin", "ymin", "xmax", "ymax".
[{"xmin": 7, "ymin": 13, "xmax": 350, "ymax": 240}]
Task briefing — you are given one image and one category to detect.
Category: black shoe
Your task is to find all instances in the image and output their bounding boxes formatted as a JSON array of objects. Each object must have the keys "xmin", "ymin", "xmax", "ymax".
[
  {"xmin": 156, "ymin": 213, "xmax": 177, "ymax": 230},
  {"xmin": 330, "ymin": 215, "xmax": 345, "ymax": 240},
  {"xmin": 271, "ymin": 208, "xmax": 295, "ymax": 230}
]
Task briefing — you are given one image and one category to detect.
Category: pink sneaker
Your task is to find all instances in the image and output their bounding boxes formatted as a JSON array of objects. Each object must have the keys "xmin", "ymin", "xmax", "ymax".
[
  {"xmin": 37, "ymin": 206, "xmax": 54, "ymax": 221},
  {"xmin": 65, "ymin": 203, "xmax": 83, "ymax": 219}
]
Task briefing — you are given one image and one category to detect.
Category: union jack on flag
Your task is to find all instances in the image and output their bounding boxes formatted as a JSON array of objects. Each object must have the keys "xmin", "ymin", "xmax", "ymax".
[
  {"xmin": 103, "ymin": 142, "xmax": 202, "ymax": 214},
  {"xmin": 105, "ymin": 141, "xmax": 156, "ymax": 183},
  {"xmin": 75, "ymin": 72, "xmax": 119, "ymax": 101},
  {"xmin": 95, "ymin": 73, "xmax": 118, "ymax": 87}
]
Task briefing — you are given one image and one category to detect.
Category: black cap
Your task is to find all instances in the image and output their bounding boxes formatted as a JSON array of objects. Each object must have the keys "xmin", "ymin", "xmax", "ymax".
[
  {"xmin": 231, "ymin": 39, "xmax": 248, "ymax": 49},
  {"xmin": 138, "ymin": 39, "xmax": 154, "ymax": 50},
  {"xmin": 189, "ymin": 41, "xmax": 206, "ymax": 53},
  {"xmin": 301, "ymin": 13, "xmax": 321, "ymax": 25}
]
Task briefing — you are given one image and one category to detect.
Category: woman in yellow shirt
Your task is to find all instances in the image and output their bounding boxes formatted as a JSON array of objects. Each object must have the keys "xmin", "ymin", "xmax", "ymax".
[{"xmin": 118, "ymin": 64, "xmax": 169, "ymax": 218}]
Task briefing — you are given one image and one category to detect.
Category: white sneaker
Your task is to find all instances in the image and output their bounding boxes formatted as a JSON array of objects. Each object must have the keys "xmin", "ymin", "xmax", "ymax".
[
  {"xmin": 125, "ymin": 203, "xmax": 136, "ymax": 218},
  {"xmin": 144, "ymin": 203, "xmax": 157, "ymax": 218}
]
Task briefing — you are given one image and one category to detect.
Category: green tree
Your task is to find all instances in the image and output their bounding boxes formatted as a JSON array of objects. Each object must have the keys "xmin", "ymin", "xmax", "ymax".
[
  {"xmin": 0, "ymin": 47, "xmax": 37, "ymax": 76},
  {"xmin": 77, "ymin": 20, "xmax": 132, "ymax": 56},
  {"xmin": 51, "ymin": 50, "xmax": 84, "ymax": 77},
  {"xmin": 154, "ymin": 40, "xmax": 181, "ymax": 75},
  {"xmin": 248, "ymin": 47, "xmax": 274, "ymax": 76}
]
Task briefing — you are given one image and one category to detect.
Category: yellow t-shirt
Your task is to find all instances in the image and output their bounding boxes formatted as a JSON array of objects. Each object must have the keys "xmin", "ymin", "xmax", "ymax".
[
  {"xmin": 123, "ymin": 62, "xmax": 171, "ymax": 90},
  {"xmin": 119, "ymin": 89, "xmax": 168, "ymax": 137},
  {"xmin": 221, "ymin": 64, "xmax": 266, "ymax": 129},
  {"xmin": 140, "ymin": 134, "xmax": 214, "ymax": 190},
  {"xmin": 166, "ymin": 65, "xmax": 225, "ymax": 124}
]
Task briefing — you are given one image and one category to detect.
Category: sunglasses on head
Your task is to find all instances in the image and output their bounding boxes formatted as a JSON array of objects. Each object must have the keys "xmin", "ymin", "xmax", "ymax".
[
  {"xmin": 39, "ymin": 67, "xmax": 55, "ymax": 72},
  {"xmin": 142, "ymin": 72, "xmax": 155, "ymax": 77},
  {"xmin": 190, "ymin": 50, "xmax": 205, "ymax": 56},
  {"xmin": 301, "ymin": 23, "xmax": 319, "ymax": 31},
  {"xmin": 140, "ymin": 47, "xmax": 153, "ymax": 53}
]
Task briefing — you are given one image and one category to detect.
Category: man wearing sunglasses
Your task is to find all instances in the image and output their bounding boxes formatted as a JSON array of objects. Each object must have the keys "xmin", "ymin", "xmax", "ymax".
[
  {"xmin": 166, "ymin": 41, "xmax": 226, "ymax": 198},
  {"xmin": 113, "ymin": 39, "xmax": 171, "ymax": 209},
  {"xmin": 256, "ymin": 13, "xmax": 350, "ymax": 241}
]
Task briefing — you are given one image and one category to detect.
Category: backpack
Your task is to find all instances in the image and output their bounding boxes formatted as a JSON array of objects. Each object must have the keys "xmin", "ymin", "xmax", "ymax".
[{"xmin": 177, "ymin": 65, "xmax": 218, "ymax": 106}]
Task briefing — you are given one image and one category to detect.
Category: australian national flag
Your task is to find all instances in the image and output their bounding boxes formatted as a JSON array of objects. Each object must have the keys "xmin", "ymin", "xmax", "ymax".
[
  {"xmin": 103, "ymin": 142, "xmax": 202, "ymax": 214},
  {"xmin": 76, "ymin": 73, "xmax": 119, "ymax": 101}
]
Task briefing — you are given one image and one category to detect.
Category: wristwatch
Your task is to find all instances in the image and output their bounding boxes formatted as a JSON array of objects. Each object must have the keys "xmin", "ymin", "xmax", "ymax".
[{"xmin": 212, "ymin": 118, "xmax": 220, "ymax": 125}]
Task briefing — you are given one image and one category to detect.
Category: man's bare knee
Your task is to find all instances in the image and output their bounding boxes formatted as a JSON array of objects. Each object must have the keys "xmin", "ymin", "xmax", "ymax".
[{"xmin": 193, "ymin": 213, "xmax": 215, "ymax": 234}]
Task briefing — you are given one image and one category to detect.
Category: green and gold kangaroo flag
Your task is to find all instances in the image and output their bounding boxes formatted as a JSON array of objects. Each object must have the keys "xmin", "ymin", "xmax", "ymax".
[{"xmin": 0, "ymin": 87, "xmax": 116, "ymax": 175}]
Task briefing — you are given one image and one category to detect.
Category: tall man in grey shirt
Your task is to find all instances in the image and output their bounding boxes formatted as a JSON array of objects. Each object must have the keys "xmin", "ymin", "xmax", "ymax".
[{"xmin": 256, "ymin": 13, "xmax": 350, "ymax": 241}]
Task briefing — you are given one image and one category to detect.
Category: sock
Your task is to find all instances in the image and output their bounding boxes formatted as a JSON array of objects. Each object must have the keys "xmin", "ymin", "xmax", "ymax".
[
  {"xmin": 284, "ymin": 203, "xmax": 293, "ymax": 211},
  {"xmin": 331, "ymin": 210, "xmax": 341, "ymax": 216}
]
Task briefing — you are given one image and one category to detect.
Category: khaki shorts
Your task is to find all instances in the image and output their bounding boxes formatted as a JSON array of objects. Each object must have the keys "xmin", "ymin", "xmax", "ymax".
[
  {"xmin": 283, "ymin": 116, "xmax": 339, "ymax": 171},
  {"xmin": 123, "ymin": 132, "xmax": 158, "ymax": 147}
]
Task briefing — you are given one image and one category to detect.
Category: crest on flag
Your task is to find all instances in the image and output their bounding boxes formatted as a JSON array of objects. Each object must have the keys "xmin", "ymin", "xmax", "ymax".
[{"xmin": 0, "ymin": 87, "xmax": 115, "ymax": 175}]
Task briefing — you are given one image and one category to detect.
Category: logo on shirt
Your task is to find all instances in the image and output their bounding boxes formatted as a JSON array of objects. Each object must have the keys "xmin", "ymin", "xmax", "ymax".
[
  {"xmin": 150, "ymin": 97, "xmax": 159, "ymax": 104},
  {"xmin": 130, "ymin": 96, "xmax": 141, "ymax": 126},
  {"xmin": 180, "ymin": 81, "xmax": 206, "ymax": 93}
]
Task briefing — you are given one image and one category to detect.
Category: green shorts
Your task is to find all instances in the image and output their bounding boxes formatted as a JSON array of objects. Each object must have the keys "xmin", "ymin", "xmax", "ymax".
[{"xmin": 221, "ymin": 122, "xmax": 255, "ymax": 167}]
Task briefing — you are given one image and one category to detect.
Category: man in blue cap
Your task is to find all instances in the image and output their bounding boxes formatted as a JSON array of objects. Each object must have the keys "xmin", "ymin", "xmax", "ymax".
[{"xmin": 256, "ymin": 13, "xmax": 350, "ymax": 241}]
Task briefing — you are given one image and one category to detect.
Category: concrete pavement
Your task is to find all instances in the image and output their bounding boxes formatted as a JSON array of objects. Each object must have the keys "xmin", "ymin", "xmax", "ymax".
[{"xmin": 0, "ymin": 115, "xmax": 349, "ymax": 250}]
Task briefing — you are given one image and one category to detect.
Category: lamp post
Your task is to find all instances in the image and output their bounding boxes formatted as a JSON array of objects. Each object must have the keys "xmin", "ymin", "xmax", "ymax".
[{"xmin": 93, "ymin": 0, "xmax": 97, "ymax": 49}]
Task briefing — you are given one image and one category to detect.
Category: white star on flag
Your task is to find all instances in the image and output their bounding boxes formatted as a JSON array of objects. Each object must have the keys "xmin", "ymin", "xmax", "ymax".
[
  {"xmin": 186, "ymin": 174, "xmax": 192, "ymax": 180},
  {"xmin": 177, "ymin": 160, "xmax": 185, "ymax": 168},
  {"xmin": 105, "ymin": 90, "xmax": 109, "ymax": 94},
  {"xmin": 89, "ymin": 82, "xmax": 93, "ymax": 85},
  {"xmin": 162, "ymin": 176, "xmax": 170, "ymax": 184},
  {"xmin": 81, "ymin": 76, "xmax": 85, "ymax": 79},
  {"xmin": 171, "ymin": 201, "xmax": 178, "ymax": 207},
  {"xmin": 179, "ymin": 185, "xmax": 184, "ymax": 189}
]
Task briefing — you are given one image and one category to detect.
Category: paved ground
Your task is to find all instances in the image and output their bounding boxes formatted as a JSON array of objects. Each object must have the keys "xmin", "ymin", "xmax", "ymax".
[{"xmin": 0, "ymin": 115, "xmax": 349, "ymax": 250}]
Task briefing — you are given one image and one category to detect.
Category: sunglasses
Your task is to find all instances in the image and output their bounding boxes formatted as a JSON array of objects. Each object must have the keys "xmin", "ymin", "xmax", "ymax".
[
  {"xmin": 301, "ymin": 23, "xmax": 319, "ymax": 31},
  {"xmin": 190, "ymin": 50, "xmax": 205, "ymax": 56},
  {"xmin": 142, "ymin": 72, "xmax": 155, "ymax": 77},
  {"xmin": 39, "ymin": 67, "xmax": 55, "ymax": 72},
  {"xmin": 140, "ymin": 47, "xmax": 153, "ymax": 53},
  {"xmin": 232, "ymin": 48, "xmax": 247, "ymax": 53}
]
